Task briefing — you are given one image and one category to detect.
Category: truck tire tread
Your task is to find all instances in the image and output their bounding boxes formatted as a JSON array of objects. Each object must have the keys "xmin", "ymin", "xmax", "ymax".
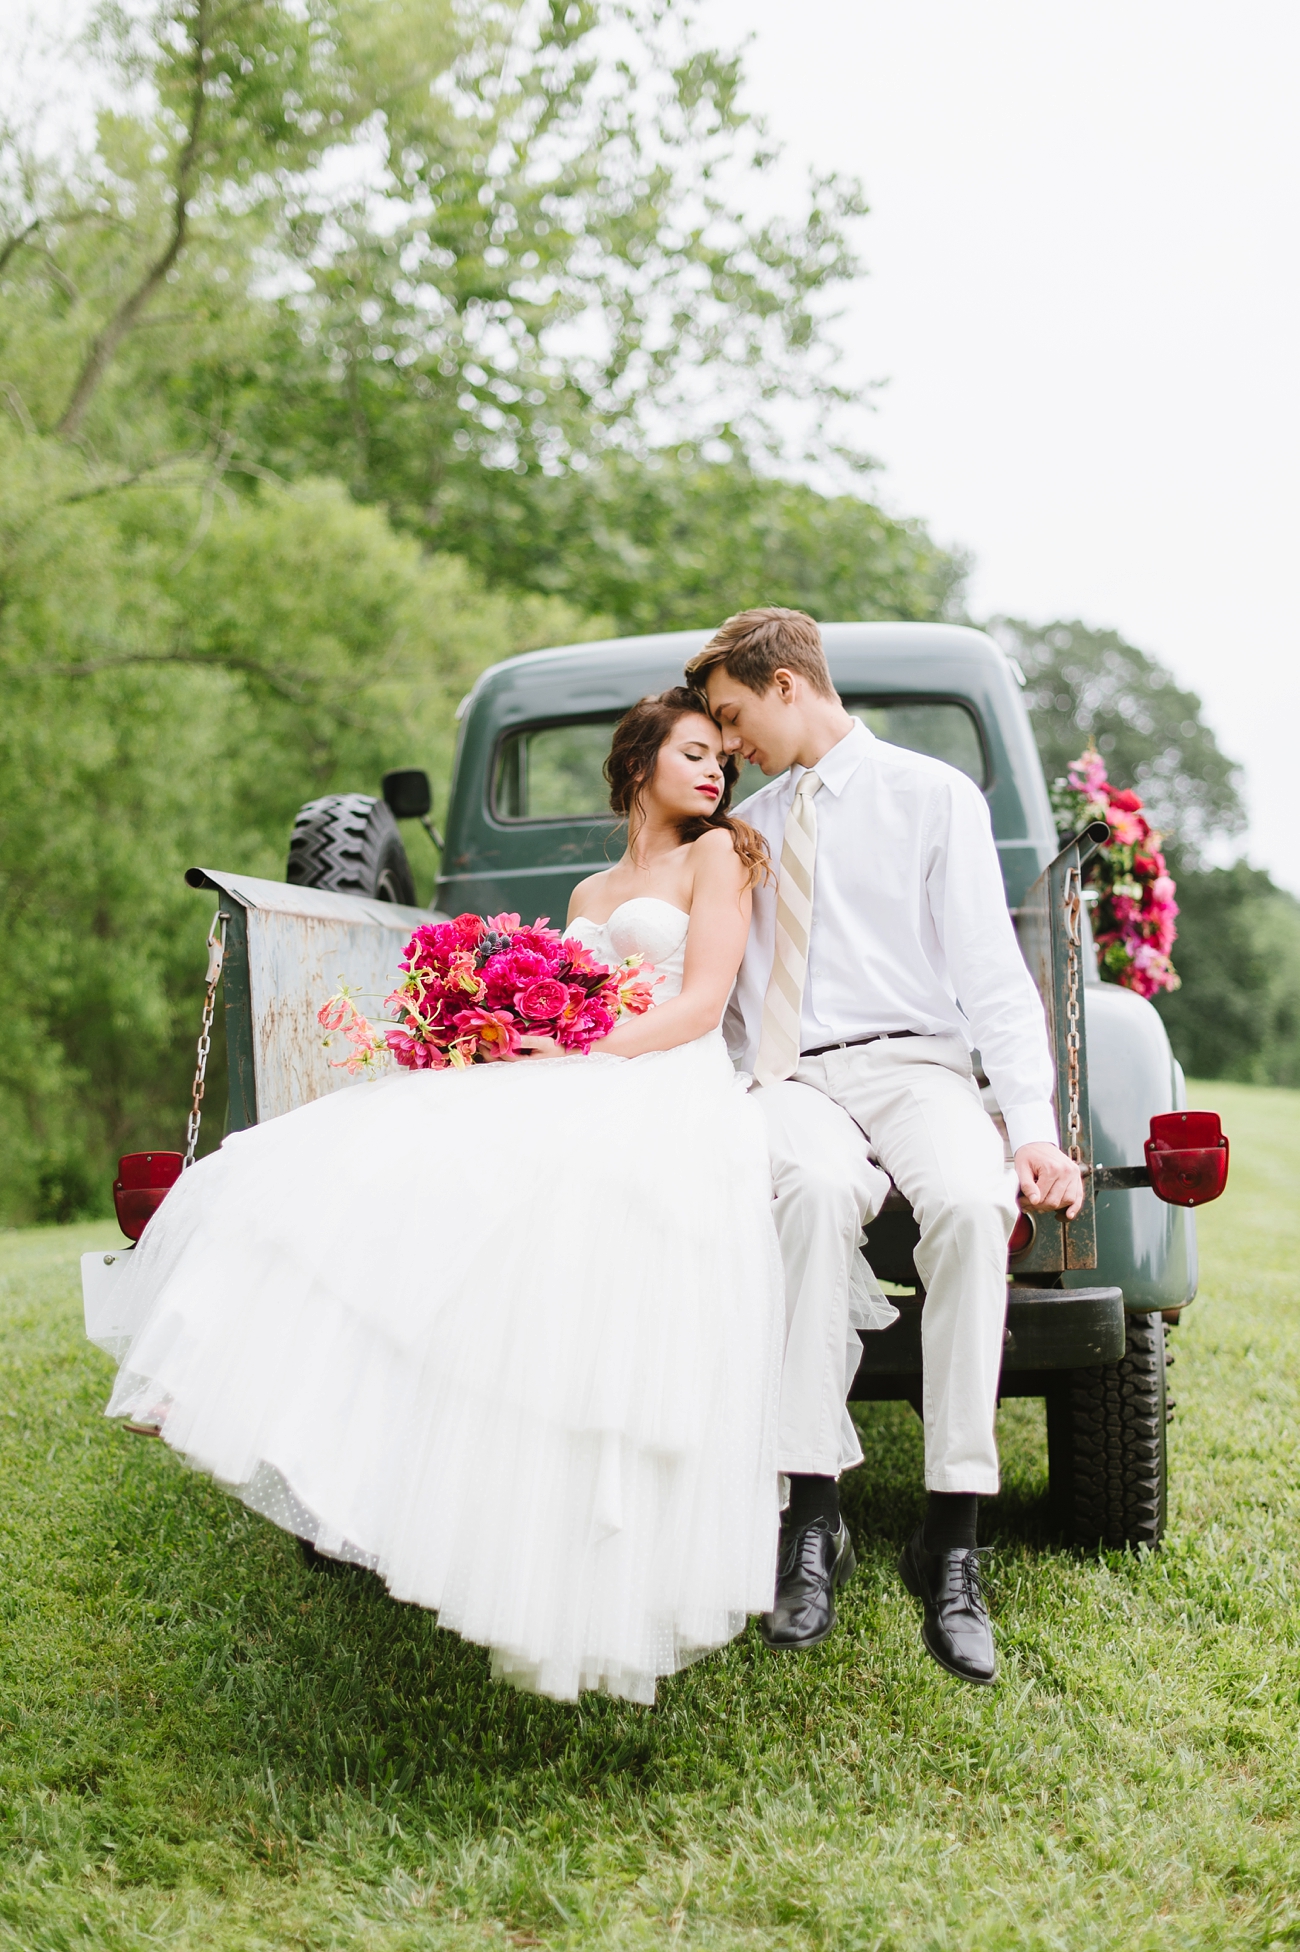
[
  {"xmin": 286, "ymin": 794, "xmax": 416, "ymax": 905},
  {"xmin": 1050, "ymin": 1311, "xmax": 1168, "ymax": 1550}
]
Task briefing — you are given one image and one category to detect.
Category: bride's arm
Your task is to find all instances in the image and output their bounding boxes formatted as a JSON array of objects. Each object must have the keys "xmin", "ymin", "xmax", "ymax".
[{"xmin": 593, "ymin": 830, "xmax": 752, "ymax": 1058}]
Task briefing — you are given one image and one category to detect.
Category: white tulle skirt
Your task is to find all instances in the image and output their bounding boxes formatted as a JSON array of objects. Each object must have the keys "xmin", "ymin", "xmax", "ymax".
[{"xmin": 101, "ymin": 1033, "xmax": 787, "ymax": 1703}]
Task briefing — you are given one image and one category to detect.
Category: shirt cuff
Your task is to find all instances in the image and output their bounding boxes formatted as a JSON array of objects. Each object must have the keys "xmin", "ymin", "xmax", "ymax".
[{"xmin": 1003, "ymin": 1103, "xmax": 1060, "ymax": 1154}]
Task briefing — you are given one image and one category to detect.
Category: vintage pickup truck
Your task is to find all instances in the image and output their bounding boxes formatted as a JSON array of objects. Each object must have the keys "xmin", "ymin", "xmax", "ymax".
[{"xmin": 110, "ymin": 622, "xmax": 1223, "ymax": 1554}]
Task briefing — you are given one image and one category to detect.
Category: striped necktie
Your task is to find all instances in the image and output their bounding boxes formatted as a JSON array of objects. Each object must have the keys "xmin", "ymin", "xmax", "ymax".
[{"xmin": 753, "ymin": 769, "xmax": 823, "ymax": 1087}]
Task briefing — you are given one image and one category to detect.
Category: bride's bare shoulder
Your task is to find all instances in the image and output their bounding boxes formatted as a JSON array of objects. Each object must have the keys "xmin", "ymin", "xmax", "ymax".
[
  {"xmin": 689, "ymin": 825, "xmax": 737, "ymax": 859},
  {"xmin": 688, "ymin": 826, "xmax": 748, "ymax": 887},
  {"xmin": 566, "ymin": 868, "xmax": 614, "ymax": 923}
]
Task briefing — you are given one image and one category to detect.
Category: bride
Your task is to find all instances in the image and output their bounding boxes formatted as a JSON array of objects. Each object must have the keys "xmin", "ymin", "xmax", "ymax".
[{"xmin": 99, "ymin": 688, "xmax": 789, "ymax": 1704}]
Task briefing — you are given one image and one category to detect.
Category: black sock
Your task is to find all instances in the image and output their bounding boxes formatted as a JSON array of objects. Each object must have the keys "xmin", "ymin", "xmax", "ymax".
[
  {"xmin": 785, "ymin": 1474, "xmax": 840, "ymax": 1533},
  {"xmin": 923, "ymin": 1491, "xmax": 979, "ymax": 1552}
]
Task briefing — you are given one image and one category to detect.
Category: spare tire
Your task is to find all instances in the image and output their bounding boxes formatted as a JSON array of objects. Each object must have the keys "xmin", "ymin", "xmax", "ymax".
[{"xmin": 286, "ymin": 794, "xmax": 417, "ymax": 905}]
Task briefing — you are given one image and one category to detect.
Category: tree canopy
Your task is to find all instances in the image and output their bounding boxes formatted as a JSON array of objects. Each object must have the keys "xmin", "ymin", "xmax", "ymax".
[
  {"xmin": 431, "ymin": 450, "xmax": 966, "ymax": 631},
  {"xmin": 0, "ymin": 0, "xmax": 967, "ymax": 1220},
  {"xmin": 0, "ymin": 428, "xmax": 601, "ymax": 1221},
  {"xmin": 3, "ymin": 0, "xmax": 869, "ymax": 549},
  {"xmin": 12, "ymin": 1, "xmax": 1278, "ymax": 1218},
  {"xmin": 994, "ymin": 616, "xmax": 1245, "ymax": 864},
  {"xmin": 1003, "ymin": 613, "xmax": 1300, "ymax": 1086},
  {"xmin": 1151, "ymin": 863, "xmax": 1300, "ymax": 1089}
]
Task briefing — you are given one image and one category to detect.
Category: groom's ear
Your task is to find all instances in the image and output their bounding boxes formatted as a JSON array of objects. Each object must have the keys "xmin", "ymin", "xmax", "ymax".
[{"xmin": 770, "ymin": 667, "xmax": 800, "ymax": 703}]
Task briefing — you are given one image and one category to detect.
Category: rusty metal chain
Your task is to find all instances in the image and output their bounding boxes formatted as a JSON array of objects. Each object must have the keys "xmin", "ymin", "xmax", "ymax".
[
  {"xmin": 1062, "ymin": 864, "xmax": 1084, "ymax": 1163},
  {"xmin": 184, "ymin": 910, "xmax": 229, "ymax": 1168}
]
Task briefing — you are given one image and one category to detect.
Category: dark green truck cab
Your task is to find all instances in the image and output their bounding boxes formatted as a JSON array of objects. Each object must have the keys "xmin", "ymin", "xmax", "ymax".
[
  {"xmin": 275, "ymin": 620, "xmax": 1215, "ymax": 1549},
  {"xmin": 440, "ymin": 623, "xmax": 1049, "ymax": 919}
]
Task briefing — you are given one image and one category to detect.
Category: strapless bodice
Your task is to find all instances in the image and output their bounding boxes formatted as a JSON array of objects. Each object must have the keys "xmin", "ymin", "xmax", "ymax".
[{"xmin": 566, "ymin": 897, "xmax": 690, "ymax": 1002}]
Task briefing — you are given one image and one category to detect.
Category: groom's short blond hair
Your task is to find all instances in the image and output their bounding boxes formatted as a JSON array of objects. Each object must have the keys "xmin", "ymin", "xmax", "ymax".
[{"xmin": 685, "ymin": 607, "xmax": 837, "ymax": 699}]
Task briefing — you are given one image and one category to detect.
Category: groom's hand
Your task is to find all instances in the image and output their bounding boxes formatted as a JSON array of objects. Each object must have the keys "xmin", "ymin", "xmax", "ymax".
[{"xmin": 1014, "ymin": 1142, "xmax": 1084, "ymax": 1219}]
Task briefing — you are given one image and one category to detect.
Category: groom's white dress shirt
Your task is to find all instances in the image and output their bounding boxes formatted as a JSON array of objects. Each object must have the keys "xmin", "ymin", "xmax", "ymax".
[{"xmin": 728, "ymin": 718, "xmax": 1058, "ymax": 1156}]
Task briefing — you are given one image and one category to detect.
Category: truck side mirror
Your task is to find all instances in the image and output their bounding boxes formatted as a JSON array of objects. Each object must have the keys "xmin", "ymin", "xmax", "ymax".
[{"xmin": 382, "ymin": 769, "xmax": 433, "ymax": 819}]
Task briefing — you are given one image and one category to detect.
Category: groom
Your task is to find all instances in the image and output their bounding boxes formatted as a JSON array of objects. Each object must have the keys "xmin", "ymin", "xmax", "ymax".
[{"xmin": 685, "ymin": 608, "xmax": 1082, "ymax": 1685}]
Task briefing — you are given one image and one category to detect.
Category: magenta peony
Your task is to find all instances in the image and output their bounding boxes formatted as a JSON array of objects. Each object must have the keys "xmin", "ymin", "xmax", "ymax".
[
  {"xmin": 571, "ymin": 1000, "xmax": 616, "ymax": 1042},
  {"xmin": 515, "ymin": 978, "xmax": 571, "ymax": 1022}
]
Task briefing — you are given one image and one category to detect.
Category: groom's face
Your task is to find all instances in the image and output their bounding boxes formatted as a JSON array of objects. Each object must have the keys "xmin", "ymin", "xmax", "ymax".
[{"xmin": 704, "ymin": 667, "xmax": 803, "ymax": 777}]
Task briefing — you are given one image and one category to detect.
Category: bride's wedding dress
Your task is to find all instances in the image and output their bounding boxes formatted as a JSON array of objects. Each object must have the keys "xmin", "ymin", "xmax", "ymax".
[{"xmin": 97, "ymin": 898, "xmax": 789, "ymax": 1703}]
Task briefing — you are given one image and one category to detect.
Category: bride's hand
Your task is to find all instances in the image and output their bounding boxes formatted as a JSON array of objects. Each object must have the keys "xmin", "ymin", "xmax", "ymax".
[{"xmin": 512, "ymin": 1035, "xmax": 563, "ymax": 1060}]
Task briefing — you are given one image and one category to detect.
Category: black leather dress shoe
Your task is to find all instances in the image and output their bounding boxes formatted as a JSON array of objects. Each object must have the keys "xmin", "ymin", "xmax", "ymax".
[
  {"xmin": 760, "ymin": 1517, "xmax": 857, "ymax": 1649},
  {"xmin": 897, "ymin": 1526, "xmax": 996, "ymax": 1684}
]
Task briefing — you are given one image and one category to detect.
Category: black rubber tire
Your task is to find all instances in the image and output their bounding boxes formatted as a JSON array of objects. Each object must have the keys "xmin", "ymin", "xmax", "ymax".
[
  {"xmin": 286, "ymin": 793, "xmax": 416, "ymax": 904},
  {"xmin": 1046, "ymin": 1310, "xmax": 1169, "ymax": 1549}
]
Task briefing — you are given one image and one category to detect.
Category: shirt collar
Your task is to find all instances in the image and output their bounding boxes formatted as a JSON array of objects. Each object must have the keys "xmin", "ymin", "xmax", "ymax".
[{"xmin": 791, "ymin": 716, "xmax": 871, "ymax": 799}]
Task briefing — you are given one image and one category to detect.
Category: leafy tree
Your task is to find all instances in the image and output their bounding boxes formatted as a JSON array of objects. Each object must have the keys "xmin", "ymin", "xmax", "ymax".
[
  {"xmin": 56, "ymin": 0, "xmax": 390, "ymax": 441},
  {"xmin": 997, "ymin": 614, "xmax": 1300, "ymax": 1085},
  {"xmin": 992, "ymin": 616, "xmax": 1244, "ymax": 863},
  {"xmin": 2, "ymin": 0, "xmax": 959, "ymax": 619},
  {"xmin": 425, "ymin": 450, "xmax": 966, "ymax": 630},
  {"xmin": 247, "ymin": 11, "xmax": 867, "ymax": 511},
  {"xmin": 1152, "ymin": 864, "xmax": 1300, "ymax": 1087},
  {"xmin": 2, "ymin": 0, "xmax": 866, "ymax": 511},
  {"xmin": 1, "ymin": 0, "xmax": 389, "ymax": 448},
  {"xmin": 0, "ymin": 426, "xmax": 598, "ymax": 1222},
  {"xmin": 0, "ymin": 0, "xmax": 966, "ymax": 1221}
]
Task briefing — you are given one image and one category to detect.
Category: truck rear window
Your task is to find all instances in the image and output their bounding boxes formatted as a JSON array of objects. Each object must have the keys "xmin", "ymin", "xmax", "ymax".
[
  {"xmin": 851, "ymin": 699, "xmax": 985, "ymax": 785},
  {"xmin": 492, "ymin": 698, "xmax": 986, "ymax": 821},
  {"xmin": 493, "ymin": 719, "xmax": 618, "ymax": 821},
  {"xmin": 731, "ymin": 699, "xmax": 988, "ymax": 799}
]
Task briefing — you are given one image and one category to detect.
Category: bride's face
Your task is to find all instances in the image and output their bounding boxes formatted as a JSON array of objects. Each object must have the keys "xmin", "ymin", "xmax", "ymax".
[{"xmin": 644, "ymin": 712, "xmax": 727, "ymax": 822}]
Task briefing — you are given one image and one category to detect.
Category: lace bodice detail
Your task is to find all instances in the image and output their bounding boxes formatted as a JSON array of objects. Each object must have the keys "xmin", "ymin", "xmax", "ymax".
[{"xmin": 566, "ymin": 897, "xmax": 690, "ymax": 1003}]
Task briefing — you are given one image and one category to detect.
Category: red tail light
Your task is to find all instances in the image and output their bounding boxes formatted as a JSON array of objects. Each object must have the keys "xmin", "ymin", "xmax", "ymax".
[
  {"xmin": 113, "ymin": 1151, "xmax": 184, "ymax": 1242},
  {"xmin": 1145, "ymin": 1112, "xmax": 1228, "ymax": 1207},
  {"xmin": 1008, "ymin": 1209, "xmax": 1035, "ymax": 1257}
]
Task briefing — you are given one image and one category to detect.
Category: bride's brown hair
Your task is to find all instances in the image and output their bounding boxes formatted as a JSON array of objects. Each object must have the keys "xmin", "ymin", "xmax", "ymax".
[{"xmin": 604, "ymin": 687, "xmax": 771, "ymax": 889}]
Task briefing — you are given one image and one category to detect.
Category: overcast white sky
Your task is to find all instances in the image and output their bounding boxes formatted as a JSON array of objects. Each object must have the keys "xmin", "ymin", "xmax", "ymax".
[
  {"xmin": 707, "ymin": 0, "xmax": 1300, "ymax": 889},
  {"xmin": 5, "ymin": 1, "xmax": 1296, "ymax": 887}
]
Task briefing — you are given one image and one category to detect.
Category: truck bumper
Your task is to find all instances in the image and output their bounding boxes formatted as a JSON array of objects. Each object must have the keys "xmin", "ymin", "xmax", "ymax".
[{"xmin": 849, "ymin": 1285, "xmax": 1126, "ymax": 1402}]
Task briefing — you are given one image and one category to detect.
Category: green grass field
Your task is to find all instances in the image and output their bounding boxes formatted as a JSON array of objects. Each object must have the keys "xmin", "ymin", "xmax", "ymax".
[{"xmin": 3, "ymin": 1079, "xmax": 1298, "ymax": 1951}]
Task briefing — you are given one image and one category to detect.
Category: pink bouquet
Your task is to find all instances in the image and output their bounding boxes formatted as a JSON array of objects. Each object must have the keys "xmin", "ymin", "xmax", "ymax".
[
  {"xmin": 319, "ymin": 912, "xmax": 657, "ymax": 1074},
  {"xmin": 1050, "ymin": 748, "xmax": 1180, "ymax": 998}
]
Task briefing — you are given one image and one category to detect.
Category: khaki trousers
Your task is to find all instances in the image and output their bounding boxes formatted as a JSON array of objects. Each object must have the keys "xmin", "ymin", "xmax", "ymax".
[{"xmin": 755, "ymin": 1033, "xmax": 1019, "ymax": 1495}]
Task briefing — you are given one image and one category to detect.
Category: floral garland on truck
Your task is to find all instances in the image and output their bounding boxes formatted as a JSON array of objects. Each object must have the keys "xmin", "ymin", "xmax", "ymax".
[{"xmin": 1050, "ymin": 747, "xmax": 1180, "ymax": 999}]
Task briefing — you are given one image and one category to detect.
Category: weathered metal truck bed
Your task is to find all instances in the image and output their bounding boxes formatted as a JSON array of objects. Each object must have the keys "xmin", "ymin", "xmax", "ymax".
[{"xmin": 184, "ymin": 868, "xmax": 425, "ymax": 1132}]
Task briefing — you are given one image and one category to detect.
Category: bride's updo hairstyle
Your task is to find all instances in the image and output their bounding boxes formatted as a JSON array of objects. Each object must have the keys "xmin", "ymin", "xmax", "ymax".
[{"xmin": 604, "ymin": 687, "xmax": 771, "ymax": 888}]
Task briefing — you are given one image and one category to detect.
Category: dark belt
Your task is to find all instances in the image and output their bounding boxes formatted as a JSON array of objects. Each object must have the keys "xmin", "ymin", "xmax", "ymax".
[{"xmin": 800, "ymin": 1030, "xmax": 924, "ymax": 1060}]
